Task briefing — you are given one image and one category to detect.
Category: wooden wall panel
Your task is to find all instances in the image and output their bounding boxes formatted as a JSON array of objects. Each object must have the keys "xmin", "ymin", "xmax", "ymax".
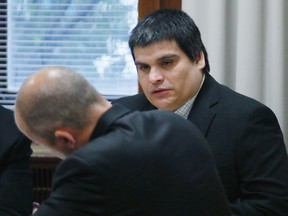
[{"xmin": 138, "ymin": 0, "xmax": 181, "ymax": 20}]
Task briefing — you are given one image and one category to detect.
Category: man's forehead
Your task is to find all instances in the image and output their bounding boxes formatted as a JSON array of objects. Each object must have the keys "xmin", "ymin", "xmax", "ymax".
[{"xmin": 134, "ymin": 41, "xmax": 181, "ymax": 62}]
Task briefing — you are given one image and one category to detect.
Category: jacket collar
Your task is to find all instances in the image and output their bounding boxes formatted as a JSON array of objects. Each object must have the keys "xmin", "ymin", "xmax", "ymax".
[
  {"xmin": 187, "ymin": 73, "xmax": 219, "ymax": 136},
  {"xmin": 90, "ymin": 104, "xmax": 131, "ymax": 140}
]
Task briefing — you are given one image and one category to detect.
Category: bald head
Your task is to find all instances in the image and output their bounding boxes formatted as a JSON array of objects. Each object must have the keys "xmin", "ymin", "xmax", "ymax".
[{"xmin": 15, "ymin": 66, "xmax": 110, "ymax": 144}]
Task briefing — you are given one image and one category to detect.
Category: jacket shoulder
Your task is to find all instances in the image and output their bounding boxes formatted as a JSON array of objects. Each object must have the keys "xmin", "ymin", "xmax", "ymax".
[{"xmin": 112, "ymin": 93, "xmax": 155, "ymax": 111}]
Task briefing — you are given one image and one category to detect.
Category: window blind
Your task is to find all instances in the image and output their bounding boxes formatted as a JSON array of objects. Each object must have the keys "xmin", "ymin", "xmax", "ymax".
[{"xmin": 0, "ymin": 0, "xmax": 138, "ymax": 108}]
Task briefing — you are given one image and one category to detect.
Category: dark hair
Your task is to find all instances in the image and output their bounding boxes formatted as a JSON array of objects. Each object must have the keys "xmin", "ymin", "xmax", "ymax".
[{"xmin": 129, "ymin": 9, "xmax": 210, "ymax": 73}]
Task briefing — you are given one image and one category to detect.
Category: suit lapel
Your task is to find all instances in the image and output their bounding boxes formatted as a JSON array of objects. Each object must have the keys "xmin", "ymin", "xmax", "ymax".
[{"xmin": 188, "ymin": 74, "xmax": 219, "ymax": 137}]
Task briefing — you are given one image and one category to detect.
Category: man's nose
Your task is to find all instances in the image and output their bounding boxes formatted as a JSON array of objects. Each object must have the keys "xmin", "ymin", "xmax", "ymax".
[{"xmin": 149, "ymin": 68, "xmax": 163, "ymax": 83}]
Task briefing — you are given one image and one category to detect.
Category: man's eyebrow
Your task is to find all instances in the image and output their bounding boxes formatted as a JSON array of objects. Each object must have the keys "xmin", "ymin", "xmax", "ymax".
[
  {"xmin": 134, "ymin": 61, "xmax": 147, "ymax": 65},
  {"xmin": 158, "ymin": 54, "xmax": 178, "ymax": 61},
  {"xmin": 134, "ymin": 54, "xmax": 178, "ymax": 65}
]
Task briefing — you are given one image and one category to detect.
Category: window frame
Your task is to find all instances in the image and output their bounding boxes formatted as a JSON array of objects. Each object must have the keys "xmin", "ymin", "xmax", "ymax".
[{"xmin": 0, "ymin": 0, "xmax": 181, "ymax": 106}]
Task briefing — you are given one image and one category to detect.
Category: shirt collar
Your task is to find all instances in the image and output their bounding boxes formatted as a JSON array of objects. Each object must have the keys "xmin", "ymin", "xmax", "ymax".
[{"xmin": 174, "ymin": 74, "xmax": 205, "ymax": 119}]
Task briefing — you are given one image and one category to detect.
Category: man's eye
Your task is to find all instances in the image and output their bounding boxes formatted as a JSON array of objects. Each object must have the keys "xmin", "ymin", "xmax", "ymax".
[
  {"xmin": 161, "ymin": 60, "xmax": 172, "ymax": 66},
  {"xmin": 137, "ymin": 65, "xmax": 149, "ymax": 71}
]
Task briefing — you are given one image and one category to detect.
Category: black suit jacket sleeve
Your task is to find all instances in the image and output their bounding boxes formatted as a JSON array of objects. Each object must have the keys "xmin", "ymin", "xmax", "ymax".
[
  {"xmin": 231, "ymin": 105, "xmax": 288, "ymax": 216},
  {"xmin": 0, "ymin": 107, "xmax": 33, "ymax": 216},
  {"xmin": 34, "ymin": 156, "xmax": 103, "ymax": 216}
]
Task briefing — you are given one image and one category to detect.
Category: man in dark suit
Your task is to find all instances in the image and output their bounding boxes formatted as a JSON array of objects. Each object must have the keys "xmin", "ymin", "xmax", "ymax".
[
  {"xmin": 0, "ymin": 105, "xmax": 33, "ymax": 215},
  {"xmin": 113, "ymin": 9, "xmax": 288, "ymax": 215},
  {"xmin": 14, "ymin": 66, "xmax": 231, "ymax": 215}
]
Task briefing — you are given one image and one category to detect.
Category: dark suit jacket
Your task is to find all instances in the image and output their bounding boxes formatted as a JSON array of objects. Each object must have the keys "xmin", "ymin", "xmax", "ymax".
[
  {"xmin": 0, "ymin": 105, "xmax": 33, "ymax": 216},
  {"xmin": 34, "ymin": 105, "xmax": 231, "ymax": 216},
  {"xmin": 113, "ymin": 74, "xmax": 288, "ymax": 216}
]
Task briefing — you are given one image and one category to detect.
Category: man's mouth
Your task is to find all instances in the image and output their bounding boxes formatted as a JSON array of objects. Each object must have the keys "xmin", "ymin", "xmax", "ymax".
[{"xmin": 152, "ymin": 89, "xmax": 170, "ymax": 97}]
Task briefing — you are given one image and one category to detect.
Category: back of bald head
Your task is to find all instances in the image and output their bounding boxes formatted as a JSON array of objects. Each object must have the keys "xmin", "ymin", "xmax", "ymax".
[{"xmin": 15, "ymin": 66, "xmax": 106, "ymax": 141}]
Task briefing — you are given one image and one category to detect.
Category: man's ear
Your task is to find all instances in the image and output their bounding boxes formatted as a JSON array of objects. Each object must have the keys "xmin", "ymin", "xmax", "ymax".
[
  {"xmin": 196, "ymin": 51, "xmax": 205, "ymax": 69},
  {"xmin": 54, "ymin": 130, "xmax": 77, "ymax": 149}
]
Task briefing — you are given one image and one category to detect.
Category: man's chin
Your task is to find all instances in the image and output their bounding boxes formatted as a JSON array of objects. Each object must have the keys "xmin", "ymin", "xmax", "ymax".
[
  {"xmin": 151, "ymin": 101, "xmax": 175, "ymax": 111},
  {"xmin": 147, "ymin": 96, "xmax": 175, "ymax": 111}
]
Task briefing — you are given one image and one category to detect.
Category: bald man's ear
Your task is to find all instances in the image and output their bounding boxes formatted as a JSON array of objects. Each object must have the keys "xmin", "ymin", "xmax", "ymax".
[{"xmin": 54, "ymin": 130, "xmax": 77, "ymax": 149}]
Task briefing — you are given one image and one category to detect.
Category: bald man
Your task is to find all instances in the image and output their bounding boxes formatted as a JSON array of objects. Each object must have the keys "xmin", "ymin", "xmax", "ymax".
[{"xmin": 15, "ymin": 66, "xmax": 231, "ymax": 216}]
